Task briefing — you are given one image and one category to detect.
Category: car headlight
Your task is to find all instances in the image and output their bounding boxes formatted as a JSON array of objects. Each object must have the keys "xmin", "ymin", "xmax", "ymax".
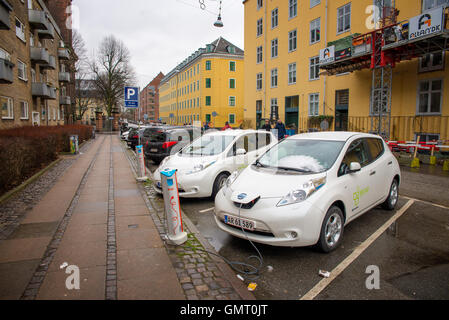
[
  {"xmin": 225, "ymin": 170, "xmax": 240, "ymax": 189},
  {"xmin": 186, "ymin": 161, "xmax": 216, "ymax": 175},
  {"xmin": 277, "ymin": 176, "xmax": 326, "ymax": 207}
]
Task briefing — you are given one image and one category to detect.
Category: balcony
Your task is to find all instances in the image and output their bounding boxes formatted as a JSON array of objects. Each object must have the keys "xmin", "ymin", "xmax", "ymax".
[
  {"xmin": 28, "ymin": 9, "xmax": 47, "ymax": 30},
  {"xmin": 59, "ymin": 72, "xmax": 71, "ymax": 83},
  {"xmin": 37, "ymin": 22, "xmax": 54, "ymax": 40},
  {"xmin": 0, "ymin": 0, "xmax": 12, "ymax": 30},
  {"xmin": 58, "ymin": 48, "xmax": 70, "ymax": 60},
  {"xmin": 60, "ymin": 96, "xmax": 71, "ymax": 105},
  {"xmin": 41, "ymin": 55, "xmax": 56, "ymax": 70},
  {"xmin": 0, "ymin": 58, "xmax": 14, "ymax": 83},
  {"xmin": 30, "ymin": 47, "xmax": 49, "ymax": 64},
  {"xmin": 32, "ymin": 83, "xmax": 56, "ymax": 100}
]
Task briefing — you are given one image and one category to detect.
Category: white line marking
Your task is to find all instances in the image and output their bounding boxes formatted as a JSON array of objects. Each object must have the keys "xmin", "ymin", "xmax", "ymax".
[
  {"xmin": 300, "ymin": 199, "xmax": 415, "ymax": 300},
  {"xmin": 401, "ymin": 195, "xmax": 449, "ymax": 211},
  {"xmin": 199, "ymin": 207, "xmax": 215, "ymax": 213}
]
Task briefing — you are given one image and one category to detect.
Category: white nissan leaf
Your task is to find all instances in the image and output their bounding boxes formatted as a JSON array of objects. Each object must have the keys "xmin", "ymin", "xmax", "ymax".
[
  {"xmin": 215, "ymin": 132, "xmax": 401, "ymax": 252},
  {"xmin": 153, "ymin": 130, "xmax": 278, "ymax": 198}
]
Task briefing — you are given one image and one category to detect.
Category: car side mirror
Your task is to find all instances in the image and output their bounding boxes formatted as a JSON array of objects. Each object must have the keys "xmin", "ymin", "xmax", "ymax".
[
  {"xmin": 236, "ymin": 148, "xmax": 247, "ymax": 155},
  {"xmin": 349, "ymin": 162, "xmax": 361, "ymax": 173}
]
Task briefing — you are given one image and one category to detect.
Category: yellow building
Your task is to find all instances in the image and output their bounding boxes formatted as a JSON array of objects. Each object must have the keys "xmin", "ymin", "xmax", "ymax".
[
  {"xmin": 243, "ymin": 0, "xmax": 449, "ymax": 141},
  {"xmin": 159, "ymin": 37, "xmax": 244, "ymax": 128}
]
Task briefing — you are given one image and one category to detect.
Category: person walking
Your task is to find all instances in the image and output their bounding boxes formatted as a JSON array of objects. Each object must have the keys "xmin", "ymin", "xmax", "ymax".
[
  {"xmin": 222, "ymin": 122, "xmax": 232, "ymax": 131},
  {"xmin": 261, "ymin": 119, "xmax": 272, "ymax": 132},
  {"xmin": 275, "ymin": 119, "xmax": 286, "ymax": 140},
  {"xmin": 204, "ymin": 122, "xmax": 209, "ymax": 131}
]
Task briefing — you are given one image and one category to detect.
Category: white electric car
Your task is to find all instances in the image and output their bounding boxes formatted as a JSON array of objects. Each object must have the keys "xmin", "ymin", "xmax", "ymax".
[
  {"xmin": 153, "ymin": 130, "xmax": 278, "ymax": 198},
  {"xmin": 214, "ymin": 132, "xmax": 401, "ymax": 252}
]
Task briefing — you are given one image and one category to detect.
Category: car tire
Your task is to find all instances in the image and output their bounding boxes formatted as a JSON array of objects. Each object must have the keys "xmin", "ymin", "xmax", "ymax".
[
  {"xmin": 317, "ymin": 205, "xmax": 345, "ymax": 253},
  {"xmin": 382, "ymin": 179, "xmax": 399, "ymax": 211},
  {"xmin": 211, "ymin": 173, "xmax": 229, "ymax": 199}
]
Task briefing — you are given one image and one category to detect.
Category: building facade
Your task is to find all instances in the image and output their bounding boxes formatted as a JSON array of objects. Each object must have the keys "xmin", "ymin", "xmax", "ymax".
[
  {"xmin": 137, "ymin": 72, "xmax": 164, "ymax": 123},
  {"xmin": 159, "ymin": 37, "xmax": 244, "ymax": 128},
  {"xmin": 243, "ymin": 0, "xmax": 449, "ymax": 141},
  {"xmin": 0, "ymin": 0, "xmax": 73, "ymax": 129}
]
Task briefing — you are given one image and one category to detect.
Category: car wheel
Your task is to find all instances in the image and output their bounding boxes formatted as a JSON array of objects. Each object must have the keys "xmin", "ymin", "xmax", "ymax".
[
  {"xmin": 212, "ymin": 173, "xmax": 229, "ymax": 199},
  {"xmin": 382, "ymin": 179, "xmax": 399, "ymax": 211},
  {"xmin": 317, "ymin": 205, "xmax": 344, "ymax": 253}
]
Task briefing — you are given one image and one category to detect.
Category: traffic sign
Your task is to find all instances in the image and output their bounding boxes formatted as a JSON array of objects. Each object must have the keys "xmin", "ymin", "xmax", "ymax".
[{"xmin": 124, "ymin": 86, "xmax": 139, "ymax": 108}]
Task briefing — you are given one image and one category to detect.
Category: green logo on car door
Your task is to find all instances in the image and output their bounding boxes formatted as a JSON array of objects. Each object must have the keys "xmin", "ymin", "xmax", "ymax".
[{"xmin": 353, "ymin": 186, "xmax": 369, "ymax": 208}]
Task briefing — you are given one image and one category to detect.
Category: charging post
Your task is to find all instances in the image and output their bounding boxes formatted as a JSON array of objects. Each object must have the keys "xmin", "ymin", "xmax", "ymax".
[{"xmin": 160, "ymin": 169, "xmax": 187, "ymax": 245}]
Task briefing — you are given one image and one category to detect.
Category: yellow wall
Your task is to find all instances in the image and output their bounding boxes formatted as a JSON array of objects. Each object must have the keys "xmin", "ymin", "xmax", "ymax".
[
  {"xmin": 160, "ymin": 54, "xmax": 244, "ymax": 128},
  {"xmin": 243, "ymin": 0, "xmax": 449, "ymax": 140}
]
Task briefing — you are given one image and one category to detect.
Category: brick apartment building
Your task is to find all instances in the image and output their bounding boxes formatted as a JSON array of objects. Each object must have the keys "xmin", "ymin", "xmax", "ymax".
[
  {"xmin": 0, "ymin": 0, "xmax": 74, "ymax": 129},
  {"xmin": 136, "ymin": 72, "xmax": 164, "ymax": 123}
]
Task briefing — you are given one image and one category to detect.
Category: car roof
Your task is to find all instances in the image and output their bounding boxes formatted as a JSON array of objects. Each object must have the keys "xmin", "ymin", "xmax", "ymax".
[
  {"xmin": 288, "ymin": 131, "xmax": 383, "ymax": 142},
  {"xmin": 203, "ymin": 129, "xmax": 267, "ymax": 137}
]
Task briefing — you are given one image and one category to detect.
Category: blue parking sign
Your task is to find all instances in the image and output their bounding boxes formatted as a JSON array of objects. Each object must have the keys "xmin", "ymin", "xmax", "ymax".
[{"xmin": 124, "ymin": 87, "xmax": 139, "ymax": 108}]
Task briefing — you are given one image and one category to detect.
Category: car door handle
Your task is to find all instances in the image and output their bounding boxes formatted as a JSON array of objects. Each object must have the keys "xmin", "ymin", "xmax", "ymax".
[
  {"xmin": 370, "ymin": 171, "xmax": 376, "ymax": 176},
  {"xmin": 388, "ymin": 161, "xmax": 393, "ymax": 165}
]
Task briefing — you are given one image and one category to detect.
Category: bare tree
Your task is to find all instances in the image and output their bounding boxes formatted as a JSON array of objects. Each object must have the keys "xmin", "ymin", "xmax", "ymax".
[{"xmin": 90, "ymin": 35, "xmax": 136, "ymax": 117}]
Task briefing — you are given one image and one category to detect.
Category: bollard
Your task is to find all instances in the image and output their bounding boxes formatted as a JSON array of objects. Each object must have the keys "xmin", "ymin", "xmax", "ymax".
[
  {"xmin": 160, "ymin": 169, "xmax": 187, "ymax": 245},
  {"xmin": 429, "ymin": 146, "xmax": 436, "ymax": 165},
  {"xmin": 70, "ymin": 135, "xmax": 79, "ymax": 155},
  {"xmin": 443, "ymin": 160, "xmax": 449, "ymax": 172},
  {"xmin": 411, "ymin": 157, "xmax": 420, "ymax": 168},
  {"xmin": 135, "ymin": 145, "xmax": 148, "ymax": 181}
]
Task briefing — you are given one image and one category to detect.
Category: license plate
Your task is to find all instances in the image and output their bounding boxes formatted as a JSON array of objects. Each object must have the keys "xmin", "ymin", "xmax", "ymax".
[
  {"xmin": 150, "ymin": 148, "xmax": 158, "ymax": 152},
  {"xmin": 224, "ymin": 215, "xmax": 256, "ymax": 231}
]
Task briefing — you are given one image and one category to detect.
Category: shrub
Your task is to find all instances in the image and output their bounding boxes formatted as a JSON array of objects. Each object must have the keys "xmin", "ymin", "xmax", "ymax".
[{"xmin": 0, "ymin": 125, "xmax": 93, "ymax": 195}]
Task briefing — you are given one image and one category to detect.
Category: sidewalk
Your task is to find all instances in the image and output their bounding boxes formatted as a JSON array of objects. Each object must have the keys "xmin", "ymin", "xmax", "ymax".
[{"xmin": 0, "ymin": 134, "xmax": 250, "ymax": 300}]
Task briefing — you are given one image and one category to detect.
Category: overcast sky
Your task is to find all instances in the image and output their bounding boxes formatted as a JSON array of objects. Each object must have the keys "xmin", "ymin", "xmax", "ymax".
[{"xmin": 73, "ymin": 0, "xmax": 244, "ymax": 88}]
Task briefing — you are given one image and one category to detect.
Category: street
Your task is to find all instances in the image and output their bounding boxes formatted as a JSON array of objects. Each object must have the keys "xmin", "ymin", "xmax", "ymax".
[{"xmin": 146, "ymin": 159, "xmax": 449, "ymax": 300}]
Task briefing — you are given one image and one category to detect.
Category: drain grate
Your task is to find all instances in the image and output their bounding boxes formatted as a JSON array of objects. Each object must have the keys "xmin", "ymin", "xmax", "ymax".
[{"xmin": 128, "ymin": 224, "xmax": 139, "ymax": 229}]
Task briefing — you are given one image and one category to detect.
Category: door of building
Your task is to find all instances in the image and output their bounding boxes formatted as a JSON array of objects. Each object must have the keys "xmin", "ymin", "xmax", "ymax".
[{"xmin": 335, "ymin": 89, "xmax": 349, "ymax": 131}]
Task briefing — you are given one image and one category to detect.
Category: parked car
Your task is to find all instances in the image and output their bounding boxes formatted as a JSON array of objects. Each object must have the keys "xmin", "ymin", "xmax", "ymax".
[
  {"xmin": 142, "ymin": 126, "xmax": 198, "ymax": 164},
  {"xmin": 153, "ymin": 130, "xmax": 278, "ymax": 198},
  {"xmin": 214, "ymin": 132, "xmax": 401, "ymax": 252},
  {"xmin": 121, "ymin": 130, "xmax": 129, "ymax": 140},
  {"xmin": 126, "ymin": 127, "xmax": 148, "ymax": 150}
]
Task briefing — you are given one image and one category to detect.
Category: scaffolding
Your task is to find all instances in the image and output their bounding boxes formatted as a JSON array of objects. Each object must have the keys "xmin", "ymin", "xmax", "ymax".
[{"xmin": 320, "ymin": 2, "xmax": 449, "ymax": 139}]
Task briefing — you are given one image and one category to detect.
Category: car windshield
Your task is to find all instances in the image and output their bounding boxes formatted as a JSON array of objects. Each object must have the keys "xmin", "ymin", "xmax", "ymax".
[
  {"xmin": 181, "ymin": 135, "xmax": 235, "ymax": 156},
  {"xmin": 255, "ymin": 139, "xmax": 345, "ymax": 173}
]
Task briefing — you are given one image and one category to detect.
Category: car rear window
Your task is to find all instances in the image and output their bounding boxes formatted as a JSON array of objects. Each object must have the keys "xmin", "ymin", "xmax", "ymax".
[{"xmin": 147, "ymin": 129, "xmax": 166, "ymax": 142}]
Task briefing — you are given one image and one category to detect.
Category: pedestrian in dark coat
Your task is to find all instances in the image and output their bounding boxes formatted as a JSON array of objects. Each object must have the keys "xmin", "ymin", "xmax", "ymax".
[
  {"xmin": 275, "ymin": 120, "xmax": 286, "ymax": 140},
  {"xmin": 261, "ymin": 120, "xmax": 272, "ymax": 132}
]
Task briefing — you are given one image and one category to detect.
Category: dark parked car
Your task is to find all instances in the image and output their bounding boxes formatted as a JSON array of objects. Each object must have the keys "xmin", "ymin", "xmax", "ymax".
[
  {"xmin": 142, "ymin": 126, "xmax": 198, "ymax": 164},
  {"xmin": 126, "ymin": 127, "xmax": 147, "ymax": 150}
]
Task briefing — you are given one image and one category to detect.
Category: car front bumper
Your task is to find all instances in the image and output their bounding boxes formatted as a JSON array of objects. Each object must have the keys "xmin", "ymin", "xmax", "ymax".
[
  {"xmin": 214, "ymin": 188, "xmax": 325, "ymax": 247},
  {"xmin": 153, "ymin": 168, "xmax": 214, "ymax": 198}
]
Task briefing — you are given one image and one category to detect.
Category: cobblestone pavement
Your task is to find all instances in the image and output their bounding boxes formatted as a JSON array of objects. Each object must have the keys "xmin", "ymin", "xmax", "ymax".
[
  {"xmin": 122, "ymin": 141, "xmax": 252, "ymax": 300},
  {"xmin": 0, "ymin": 141, "xmax": 94, "ymax": 240}
]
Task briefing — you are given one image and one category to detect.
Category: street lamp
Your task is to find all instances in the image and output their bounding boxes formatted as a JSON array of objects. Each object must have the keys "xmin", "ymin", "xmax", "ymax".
[{"xmin": 213, "ymin": 0, "xmax": 223, "ymax": 27}]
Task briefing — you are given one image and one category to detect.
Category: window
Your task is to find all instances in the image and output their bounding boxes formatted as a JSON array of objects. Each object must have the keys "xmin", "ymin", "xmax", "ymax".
[
  {"xmin": 271, "ymin": 98, "xmax": 278, "ymax": 119},
  {"xmin": 229, "ymin": 114, "xmax": 235, "ymax": 124},
  {"xmin": 256, "ymin": 73, "xmax": 263, "ymax": 90},
  {"xmin": 15, "ymin": 18, "xmax": 26, "ymax": 42},
  {"xmin": 205, "ymin": 60, "xmax": 211, "ymax": 70},
  {"xmin": 229, "ymin": 96, "xmax": 236, "ymax": 106},
  {"xmin": 197, "ymin": 97, "xmax": 200, "ymax": 107},
  {"xmin": 271, "ymin": 38, "xmax": 278, "ymax": 58},
  {"xmin": 257, "ymin": 46, "xmax": 263, "ymax": 63},
  {"xmin": 311, "ymin": 0, "xmax": 321, "ymax": 8},
  {"xmin": 309, "ymin": 56, "xmax": 320, "ymax": 80},
  {"xmin": 309, "ymin": 93, "xmax": 320, "ymax": 116},
  {"xmin": 17, "ymin": 60, "xmax": 28, "ymax": 81},
  {"xmin": 417, "ymin": 79, "xmax": 442, "ymax": 114},
  {"xmin": 337, "ymin": 3, "xmax": 351, "ymax": 34},
  {"xmin": 229, "ymin": 78, "xmax": 235, "ymax": 89},
  {"xmin": 230, "ymin": 61, "xmax": 236, "ymax": 71},
  {"xmin": 419, "ymin": 52, "xmax": 445, "ymax": 72},
  {"xmin": 257, "ymin": 0, "xmax": 263, "ymax": 9},
  {"xmin": 206, "ymin": 114, "xmax": 211, "ymax": 122},
  {"xmin": 289, "ymin": 0, "xmax": 297, "ymax": 19},
  {"xmin": 197, "ymin": 80, "xmax": 199, "ymax": 90},
  {"xmin": 1, "ymin": 96, "xmax": 13, "ymax": 119},
  {"xmin": 28, "ymin": 0, "xmax": 33, "ymax": 9},
  {"xmin": 288, "ymin": 63, "xmax": 296, "ymax": 84},
  {"xmin": 415, "ymin": 133, "xmax": 440, "ymax": 142},
  {"xmin": 271, "ymin": 68, "xmax": 278, "ymax": 88},
  {"xmin": 423, "ymin": 0, "xmax": 449, "ymax": 11},
  {"xmin": 205, "ymin": 78, "xmax": 211, "ymax": 88},
  {"xmin": 288, "ymin": 30, "xmax": 297, "ymax": 52},
  {"xmin": 310, "ymin": 18, "xmax": 321, "ymax": 44},
  {"xmin": 271, "ymin": 8, "xmax": 278, "ymax": 28},
  {"xmin": 365, "ymin": 138, "xmax": 385, "ymax": 161},
  {"xmin": 338, "ymin": 139, "xmax": 370, "ymax": 177},
  {"xmin": 30, "ymin": 32, "xmax": 34, "ymax": 47},
  {"xmin": 227, "ymin": 45, "xmax": 235, "ymax": 54},
  {"xmin": 0, "ymin": 48, "xmax": 11, "ymax": 61},
  {"xmin": 206, "ymin": 96, "xmax": 211, "ymax": 106},
  {"xmin": 20, "ymin": 101, "xmax": 29, "ymax": 119},
  {"xmin": 257, "ymin": 18, "xmax": 263, "ymax": 37}
]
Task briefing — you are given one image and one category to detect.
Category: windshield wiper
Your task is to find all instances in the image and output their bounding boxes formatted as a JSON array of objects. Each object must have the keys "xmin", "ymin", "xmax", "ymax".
[
  {"xmin": 254, "ymin": 160, "xmax": 270, "ymax": 168},
  {"xmin": 276, "ymin": 166, "xmax": 313, "ymax": 173}
]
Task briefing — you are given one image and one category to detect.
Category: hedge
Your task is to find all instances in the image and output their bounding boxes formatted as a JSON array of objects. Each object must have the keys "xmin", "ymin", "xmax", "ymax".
[{"xmin": 0, "ymin": 125, "xmax": 93, "ymax": 196}]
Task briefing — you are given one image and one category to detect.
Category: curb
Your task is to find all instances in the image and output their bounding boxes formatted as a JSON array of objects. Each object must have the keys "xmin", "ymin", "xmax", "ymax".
[{"xmin": 0, "ymin": 158, "xmax": 62, "ymax": 206}]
